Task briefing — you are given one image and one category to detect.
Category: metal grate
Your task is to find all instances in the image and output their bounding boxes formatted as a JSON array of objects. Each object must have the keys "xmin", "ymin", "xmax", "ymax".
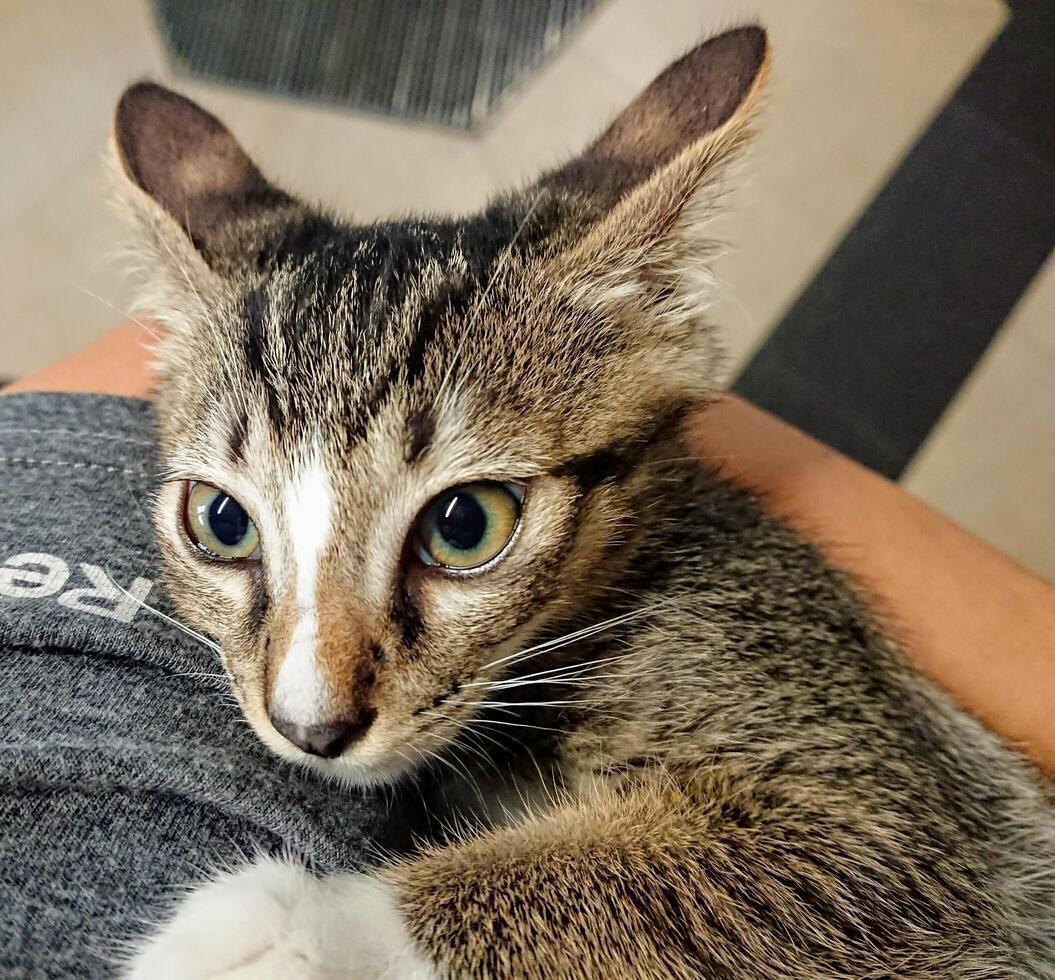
[{"xmin": 152, "ymin": 0, "xmax": 603, "ymax": 129}]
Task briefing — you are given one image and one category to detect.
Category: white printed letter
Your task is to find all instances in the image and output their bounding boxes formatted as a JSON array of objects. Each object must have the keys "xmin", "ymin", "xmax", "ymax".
[
  {"xmin": 57, "ymin": 563, "xmax": 154, "ymax": 623},
  {"xmin": 0, "ymin": 553, "xmax": 70, "ymax": 598}
]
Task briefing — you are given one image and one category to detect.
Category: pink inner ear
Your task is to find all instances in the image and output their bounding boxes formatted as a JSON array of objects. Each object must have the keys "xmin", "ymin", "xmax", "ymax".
[
  {"xmin": 171, "ymin": 131, "xmax": 257, "ymax": 197},
  {"xmin": 115, "ymin": 81, "xmax": 289, "ymax": 236},
  {"xmin": 540, "ymin": 26, "xmax": 768, "ymax": 207}
]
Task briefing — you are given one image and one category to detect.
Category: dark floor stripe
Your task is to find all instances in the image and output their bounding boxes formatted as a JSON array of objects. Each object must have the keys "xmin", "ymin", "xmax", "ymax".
[{"xmin": 733, "ymin": 3, "xmax": 1055, "ymax": 480}]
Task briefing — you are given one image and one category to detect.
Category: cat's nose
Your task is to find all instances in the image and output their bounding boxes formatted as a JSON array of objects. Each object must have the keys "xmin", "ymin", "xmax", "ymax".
[{"xmin": 269, "ymin": 709, "xmax": 376, "ymax": 759}]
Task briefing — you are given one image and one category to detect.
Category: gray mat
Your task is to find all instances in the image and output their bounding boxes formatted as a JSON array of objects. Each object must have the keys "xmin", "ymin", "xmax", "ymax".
[{"xmin": 152, "ymin": 0, "xmax": 602, "ymax": 129}]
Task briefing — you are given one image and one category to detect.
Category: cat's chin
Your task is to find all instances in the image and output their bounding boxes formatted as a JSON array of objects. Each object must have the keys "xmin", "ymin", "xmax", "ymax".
[
  {"xmin": 293, "ymin": 752, "xmax": 418, "ymax": 789},
  {"xmin": 251, "ymin": 718, "xmax": 424, "ymax": 788}
]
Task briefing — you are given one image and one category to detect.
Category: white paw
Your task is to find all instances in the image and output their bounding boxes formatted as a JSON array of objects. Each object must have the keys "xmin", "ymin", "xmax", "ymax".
[{"xmin": 127, "ymin": 858, "xmax": 438, "ymax": 980}]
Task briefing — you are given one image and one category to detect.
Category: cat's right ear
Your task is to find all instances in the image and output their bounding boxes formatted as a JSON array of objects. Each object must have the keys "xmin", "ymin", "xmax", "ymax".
[
  {"xmin": 111, "ymin": 83, "xmax": 299, "ymax": 327},
  {"xmin": 535, "ymin": 28, "xmax": 769, "ymax": 351}
]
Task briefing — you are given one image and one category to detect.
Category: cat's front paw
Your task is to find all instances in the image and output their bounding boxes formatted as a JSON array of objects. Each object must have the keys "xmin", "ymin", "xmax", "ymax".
[{"xmin": 127, "ymin": 858, "xmax": 438, "ymax": 980}]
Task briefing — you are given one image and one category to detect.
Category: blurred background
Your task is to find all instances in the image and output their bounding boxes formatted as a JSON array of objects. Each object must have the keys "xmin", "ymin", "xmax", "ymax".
[{"xmin": 1, "ymin": 0, "xmax": 1052, "ymax": 580}]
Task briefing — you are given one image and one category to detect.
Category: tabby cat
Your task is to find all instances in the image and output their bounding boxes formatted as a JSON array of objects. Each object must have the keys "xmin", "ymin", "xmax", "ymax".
[{"xmin": 115, "ymin": 27, "xmax": 1054, "ymax": 979}]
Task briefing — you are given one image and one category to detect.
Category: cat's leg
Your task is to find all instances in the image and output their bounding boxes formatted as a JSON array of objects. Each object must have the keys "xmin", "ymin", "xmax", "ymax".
[
  {"xmin": 128, "ymin": 770, "xmax": 1009, "ymax": 978},
  {"xmin": 389, "ymin": 771, "xmax": 1013, "ymax": 977}
]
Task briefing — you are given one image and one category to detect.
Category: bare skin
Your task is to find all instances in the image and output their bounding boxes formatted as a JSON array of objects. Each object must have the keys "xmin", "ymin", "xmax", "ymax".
[
  {"xmin": 1, "ymin": 319, "xmax": 158, "ymax": 398},
  {"xmin": 4, "ymin": 320, "xmax": 1053, "ymax": 779}
]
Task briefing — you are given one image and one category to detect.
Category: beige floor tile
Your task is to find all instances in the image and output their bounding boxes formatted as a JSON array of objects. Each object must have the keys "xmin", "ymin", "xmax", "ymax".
[{"xmin": 902, "ymin": 253, "xmax": 1055, "ymax": 583}]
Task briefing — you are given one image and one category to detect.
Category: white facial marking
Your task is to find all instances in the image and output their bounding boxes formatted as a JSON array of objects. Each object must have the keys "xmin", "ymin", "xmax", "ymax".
[{"xmin": 272, "ymin": 447, "xmax": 333, "ymax": 725}]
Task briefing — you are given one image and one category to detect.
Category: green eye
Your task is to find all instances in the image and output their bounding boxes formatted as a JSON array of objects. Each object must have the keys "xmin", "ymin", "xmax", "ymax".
[
  {"xmin": 183, "ymin": 481, "xmax": 261, "ymax": 560},
  {"xmin": 415, "ymin": 482, "xmax": 523, "ymax": 571}
]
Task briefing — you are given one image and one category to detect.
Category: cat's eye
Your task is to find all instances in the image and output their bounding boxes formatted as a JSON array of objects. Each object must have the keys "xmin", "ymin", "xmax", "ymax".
[
  {"xmin": 415, "ymin": 481, "xmax": 523, "ymax": 571},
  {"xmin": 183, "ymin": 481, "xmax": 261, "ymax": 561}
]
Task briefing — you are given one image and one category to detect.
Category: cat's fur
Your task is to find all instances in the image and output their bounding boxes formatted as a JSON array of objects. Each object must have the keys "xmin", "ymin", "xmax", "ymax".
[{"xmin": 113, "ymin": 28, "xmax": 1054, "ymax": 979}]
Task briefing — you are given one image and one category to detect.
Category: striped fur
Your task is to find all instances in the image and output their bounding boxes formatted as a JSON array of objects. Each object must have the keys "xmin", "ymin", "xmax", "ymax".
[{"xmin": 117, "ymin": 27, "xmax": 1054, "ymax": 979}]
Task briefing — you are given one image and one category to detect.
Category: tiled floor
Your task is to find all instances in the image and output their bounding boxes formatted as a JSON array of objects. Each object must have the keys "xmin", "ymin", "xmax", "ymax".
[
  {"xmin": 903, "ymin": 251, "xmax": 1055, "ymax": 579},
  {"xmin": 2, "ymin": 0, "xmax": 1052, "ymax": 580}
]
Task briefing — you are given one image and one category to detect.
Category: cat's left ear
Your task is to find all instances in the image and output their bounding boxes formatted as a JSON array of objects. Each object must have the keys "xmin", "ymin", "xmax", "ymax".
[
  {"xmin": 540, "ymin": 26, "xmax": 770, "ymax": 331},
  {"xmin": 111, "ymin": 83, "xmax": 307, "ymax": 327}
]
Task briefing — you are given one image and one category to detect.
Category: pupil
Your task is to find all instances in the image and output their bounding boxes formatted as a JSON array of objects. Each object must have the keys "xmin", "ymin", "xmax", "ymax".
[
  {"xmin": 436, "ymin": 492, "xmax": 486, "ymax": 552},
  {"xmin": 208, "ymin": 494, "xmax": 249, "ymax": 547}
]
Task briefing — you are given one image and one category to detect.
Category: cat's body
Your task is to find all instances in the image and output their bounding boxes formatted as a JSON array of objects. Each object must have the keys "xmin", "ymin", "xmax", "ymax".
[
  {"xmin": 396, "ymin": 451, "xmax": 1055, "ymax": 977},
  {"xmin": 113, "ymin": 27, "xmax": 1054, "ymax": 979}
]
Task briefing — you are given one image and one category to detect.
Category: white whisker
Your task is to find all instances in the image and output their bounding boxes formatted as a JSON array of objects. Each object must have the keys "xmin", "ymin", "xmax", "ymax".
[
  {"xmin": 475, "ymin": 652, "xmax": 637, "ymax": 690},
  {"xmin": 68, "ymin": 282, "xmax": 162, "ymax": 342},
  {"xmin": 479, "ymin": 600, "xmax": 666, "ymax": 675},
  {"xmin": 444, "ymin": 696, "xmax": 631, "ymax": 710},
  {"xmin": 110, "ymin": 580, "xmax": 222, "ymax": 655},
  {"xmin": 441, "ymin": 714, "xmax": 572, "ymax": 737}
]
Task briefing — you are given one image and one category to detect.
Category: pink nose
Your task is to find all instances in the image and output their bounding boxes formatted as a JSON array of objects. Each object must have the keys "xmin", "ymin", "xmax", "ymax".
[{"xmin": 268, "ymin": 709, "xmax": 375, "ymax": 758}]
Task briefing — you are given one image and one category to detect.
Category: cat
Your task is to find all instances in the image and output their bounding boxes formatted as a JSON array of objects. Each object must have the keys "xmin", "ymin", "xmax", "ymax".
[{"xmin": 113, "ymin": 26, "xmax": 1054, "ymax": 979}]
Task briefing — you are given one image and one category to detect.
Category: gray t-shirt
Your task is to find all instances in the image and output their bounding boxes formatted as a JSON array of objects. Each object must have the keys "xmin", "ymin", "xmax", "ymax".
[{"xmin": 0, "ymin": 393, "xmax": 382, "ymax": 979}]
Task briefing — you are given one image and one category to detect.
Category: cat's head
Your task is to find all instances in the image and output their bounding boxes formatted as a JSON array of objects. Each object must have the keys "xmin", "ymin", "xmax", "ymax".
[{"xmin": 113, "ymin": 27, "xmax": 768, "ymax": 785}]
